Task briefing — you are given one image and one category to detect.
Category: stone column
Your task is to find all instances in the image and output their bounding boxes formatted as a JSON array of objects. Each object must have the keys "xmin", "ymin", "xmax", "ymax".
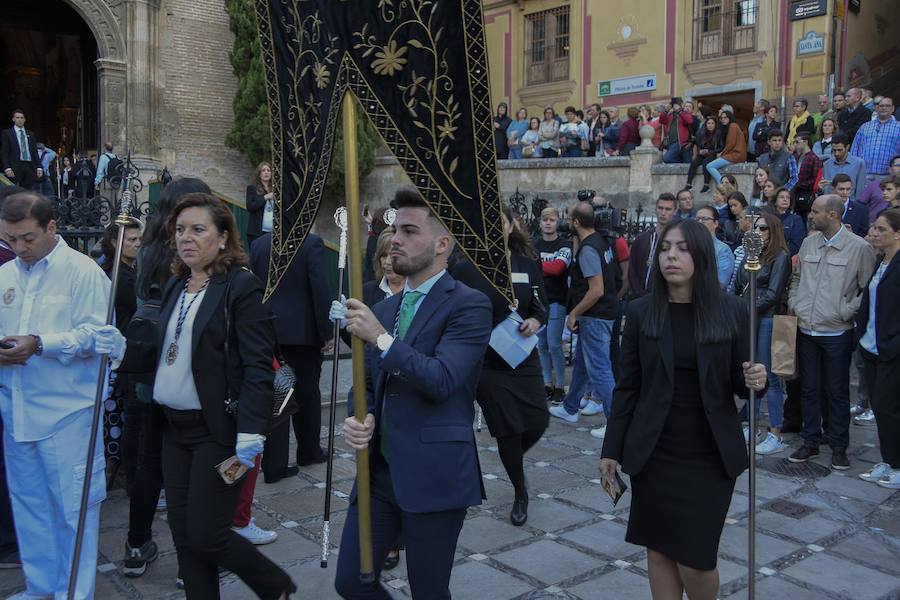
[
  {"xmin": 126, "ymin": 0, "xmax": 161, "ymax": 182},
  {"xmin": 94, "ymin": 58, "xmax": 127, "ymax": 151},
  {"xmin": 628, "ymin": 124, "xmax": 661, "ymax": 193}
]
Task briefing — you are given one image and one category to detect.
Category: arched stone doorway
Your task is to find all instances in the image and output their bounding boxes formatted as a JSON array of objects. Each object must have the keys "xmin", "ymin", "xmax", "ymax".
[{"xmin": 0, "ymin": 0, "xmax": 126, "ymax": 160}]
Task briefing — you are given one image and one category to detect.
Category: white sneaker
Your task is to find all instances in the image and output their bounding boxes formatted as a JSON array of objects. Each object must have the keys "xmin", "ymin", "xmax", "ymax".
[
  {"xmin": 853, "ymin": 409, "xmax": 876, "ymax": 426},
  {"xmin": 860, "ymin": 462, "xmax": 892, "ymax": 483},
  {"xmin": 579, "ymin": 396, "xmax": 589, "ymax": 409},
  {"xmin": 876, "ymin": 469, "xmax": 900, "ymax": 489},
  {"xmin": 581, "ymin": 401, "xmax": 604, "ymax": 416},
  {"xmin": 755, "ymin": 432, "xmax": 787, "ymax": 455},
  {"xmin": 743, "ymin": 425, "xmax": 750, "ymax": 444},
  {"xmin": 589, "ymin": 426, "xmax": 607, "ymax": 439},
  {"xmin": 549, "ymin": 404, "xmax": 579, "ymax": 423},
  {"xmin": 232, "ymin": 518, "xmax": 278, "ymax": 545}
]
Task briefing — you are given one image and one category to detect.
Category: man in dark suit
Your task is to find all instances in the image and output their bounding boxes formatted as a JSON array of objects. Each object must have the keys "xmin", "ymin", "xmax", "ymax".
[
  {"xmin": 249, "ymin": 231, "xmax": 333, "ymax": 480},
  {"xmin": 333, "ymin": 189, "xmax": 492, "ymax": 599},
  {"xmin": 832, "ymin": 173, "xmax": 870, "ymax": 238},
  {"xmin": 1, "ymin": 110, "xmax": 42, "ymax": 189}
]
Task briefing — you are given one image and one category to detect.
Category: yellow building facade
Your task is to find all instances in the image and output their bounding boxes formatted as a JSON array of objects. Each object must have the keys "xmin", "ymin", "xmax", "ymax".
[{"xmin": 483, "ymin": 0, "xmax": 899, "ymax": 127}]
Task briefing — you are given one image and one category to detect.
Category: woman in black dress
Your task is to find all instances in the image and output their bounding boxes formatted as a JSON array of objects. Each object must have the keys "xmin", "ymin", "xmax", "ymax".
[
  {"xmin": 451, "ymin": 206, "xmax": 549, "ymax": 526},
  {"xmin": 245, "ymin": 162, "xmax": 274, "ymax": 247},
  {"xmin": 599, "ymin": 219, "xmax": 766, "ymax": 600}
]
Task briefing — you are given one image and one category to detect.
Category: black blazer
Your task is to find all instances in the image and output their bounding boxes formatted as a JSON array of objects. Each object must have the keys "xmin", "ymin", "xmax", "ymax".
[
  {"xmin": 118, "ymin": 266, "xmax": 276, "ymax": 445},
  {"xmin": 601, "ymin": 295, "xmax": 752, "ymax": 479},
  {"xmin": 249, "ymin": 232, "xmax": 332, "ymax": 348},
  {"xmin": 245, "ymin": 185, "xmax": 269, "ymax": 238},
  {"xmin": 843, "ymin": 200, "xmax": 870, "ymax": 239},
  {"xmin": 1, "ymin": 127, "xmax": 41, "ymax": 172},
  {"xmin": 855, "ymin": 252, "xmax": 900, "ymax": 362}
]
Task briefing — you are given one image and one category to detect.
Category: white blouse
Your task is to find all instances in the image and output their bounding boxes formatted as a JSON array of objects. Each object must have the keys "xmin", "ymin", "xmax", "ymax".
[{"xmin": 154, "ymin": 289, "xmax": 206, "ymax": 410}]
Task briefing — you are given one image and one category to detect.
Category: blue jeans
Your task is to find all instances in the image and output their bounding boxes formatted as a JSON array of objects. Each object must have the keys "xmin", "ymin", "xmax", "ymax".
[
  {"xmin": 705, "ymin": 157, "xmax": 732, "ymax": 184},
  {"xmin": 508, "ymin": 146, "xmax": 523, "ymax": 159},
  {"xmin": 663, "ymin": 142, "xmax": 691, "ymax": 164},
  {"xmin": 537, "ymin": 302, "xmax": 567, "ymax": 388},
  {"xmin": 797, "ymin": 331, "xmax": 853, "ymax": 449},
  {"xmin": 739, "ymin": 317, "xmax": 784, "ymax": 428},
  {"xmin": 562, "ymin": 317, "xmax": 616, "ymax": 417}
]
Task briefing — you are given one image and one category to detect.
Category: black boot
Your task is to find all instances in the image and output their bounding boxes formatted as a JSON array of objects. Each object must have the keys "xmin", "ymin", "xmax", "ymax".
[{"xmin": 510, "ymin": 495, "xmax": 528, "ymax": 526}]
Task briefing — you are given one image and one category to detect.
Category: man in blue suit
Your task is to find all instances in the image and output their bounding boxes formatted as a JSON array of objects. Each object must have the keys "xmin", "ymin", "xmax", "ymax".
[
  {"xmin": 250, "ymin": 231, "xmax": 333, "ymax": 481},
  {"xmin": 333, "ymin": 189, "xmax": 492, "ymax": 599},
  {"xmin": 831, "ymin": 173, "xmax": 871, "ymax": 238}
]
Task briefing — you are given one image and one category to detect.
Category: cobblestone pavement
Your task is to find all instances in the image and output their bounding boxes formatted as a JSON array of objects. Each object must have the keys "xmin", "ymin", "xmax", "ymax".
[{"xmin": 2, "ymin": 359, "xmax": 899, "ymax": 599}]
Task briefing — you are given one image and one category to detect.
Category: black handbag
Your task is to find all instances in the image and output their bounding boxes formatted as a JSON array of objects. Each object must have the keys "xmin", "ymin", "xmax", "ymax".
[{"xmin": 222, "ymin": 269, "xmax": 298, "ymax": 431}]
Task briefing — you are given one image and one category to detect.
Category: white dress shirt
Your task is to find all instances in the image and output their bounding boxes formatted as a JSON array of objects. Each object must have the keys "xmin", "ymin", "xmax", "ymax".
[{"xmin": 0, "ymin": 237, "xmax": 110, "ymax": 442}]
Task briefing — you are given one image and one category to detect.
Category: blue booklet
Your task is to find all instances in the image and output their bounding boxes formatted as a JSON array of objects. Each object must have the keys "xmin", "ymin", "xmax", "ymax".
[{"xmin": 489, "ymin": 312, "xmax": 540, "ymax": 369}]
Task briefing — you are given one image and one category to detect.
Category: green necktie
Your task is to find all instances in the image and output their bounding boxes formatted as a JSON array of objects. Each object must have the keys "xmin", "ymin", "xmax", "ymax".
[
  {"xmin": 18, "ymin": 129, "xmax": 29, "ymax": 161},
  {"xmin": 380, "ymin": 291, "xmax": 424, "ymax": 463}
]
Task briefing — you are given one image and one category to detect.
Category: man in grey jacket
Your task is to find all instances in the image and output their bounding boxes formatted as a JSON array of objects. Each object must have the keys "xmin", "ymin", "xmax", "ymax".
[{"xmin": 787, "ymin": 194, "xmax": 876, "ymax": 470}]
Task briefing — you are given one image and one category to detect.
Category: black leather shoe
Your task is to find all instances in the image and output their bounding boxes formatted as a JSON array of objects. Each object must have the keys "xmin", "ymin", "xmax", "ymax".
[
  {"xmin": 383, "ymin": 550, "xmax": 401, "ymax": 571},
  {"xmin": 788, "ymin": 445, "xmax": 819, "ymax": 463},
  {"xmin": 264, "ymin": 466, "xmax": 299, "ymax": 484},
  {"xmin": 831, "ymin": 448, "xmax": 850, "ymax": 470},
  {"xmin": 510, "ymin": 496, "xmax": 528, "ymax": 526}
]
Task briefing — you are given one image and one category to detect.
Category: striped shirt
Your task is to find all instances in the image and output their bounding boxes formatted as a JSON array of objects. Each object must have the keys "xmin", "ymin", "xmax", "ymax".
[{"xmin": 850, "ymin": 117, "xmax": 900, "ymax": 175}]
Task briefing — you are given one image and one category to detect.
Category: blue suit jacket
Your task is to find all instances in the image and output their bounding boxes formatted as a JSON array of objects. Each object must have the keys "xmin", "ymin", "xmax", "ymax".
[
  {"xmin": 356, "ymin": 271, "xmax": 492, "ymax": 513},
  {"xmin": 843, "ymin": 200, "xmax": 870, "ymax": 239}
]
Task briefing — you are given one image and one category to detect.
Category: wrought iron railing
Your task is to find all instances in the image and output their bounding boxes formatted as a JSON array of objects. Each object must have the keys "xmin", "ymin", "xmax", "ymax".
[{"xmin": 692, "ymin": 0, "xmax": 758, "ymax": 61}]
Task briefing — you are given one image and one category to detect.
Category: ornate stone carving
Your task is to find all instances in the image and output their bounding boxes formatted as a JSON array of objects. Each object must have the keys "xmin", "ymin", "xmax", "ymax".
[{"xmin": 64, "ymin": 0, "xmax": 127, "ymax": 61}]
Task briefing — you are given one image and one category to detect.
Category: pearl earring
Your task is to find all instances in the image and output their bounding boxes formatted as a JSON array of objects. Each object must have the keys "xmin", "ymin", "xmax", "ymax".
[{"xmin": 220, "ymin": 244, "xmax": 225, "ymax": 250}]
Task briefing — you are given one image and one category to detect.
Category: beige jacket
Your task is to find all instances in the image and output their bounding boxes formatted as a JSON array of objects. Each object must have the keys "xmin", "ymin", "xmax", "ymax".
[{"xmin": 788, "ymin": 227, "xmax": 876, "ymax": 332}]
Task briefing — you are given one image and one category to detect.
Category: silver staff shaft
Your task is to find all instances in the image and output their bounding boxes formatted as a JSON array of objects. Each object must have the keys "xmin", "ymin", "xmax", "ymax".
[
  {"xmin": 322, "ymin": 208, "xmax": 348, "ymax": 568},
  {"xmin": 742, "ymin": 228, "xmax": 763, "ymax": 600},
  {"xmin": 67, "ymin": 153, "xmax": 138, "ymax": 599},
  {"xmin": 747, "ymin": 269, "xmax": 758, "ymax": 600}
]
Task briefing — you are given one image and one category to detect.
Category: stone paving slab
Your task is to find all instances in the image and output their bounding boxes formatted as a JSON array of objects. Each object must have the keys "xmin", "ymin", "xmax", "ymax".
[{"xmin": 1, "ymin": 362, "xmax": 899, "ymax": 599}]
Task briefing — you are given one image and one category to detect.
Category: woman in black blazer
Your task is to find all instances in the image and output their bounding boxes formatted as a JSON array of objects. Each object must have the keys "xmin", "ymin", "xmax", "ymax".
[
  {"xmin": 246, "ymin": 162, "xmax": 274, "ymax": 247},
  {"xmin": 856, "ymin": 209, "xmax": 900, "ymax": 489},
  {"xmin": 599, "ymin": 219, "xmax": 765, "ymax": 600},
  {"xmin": 97, "ymin": 193, "xmax": 294, "ymax": 599},
  {"xmin": 734, "ymin": 212, "xmax": 792, "ymax": 455}
]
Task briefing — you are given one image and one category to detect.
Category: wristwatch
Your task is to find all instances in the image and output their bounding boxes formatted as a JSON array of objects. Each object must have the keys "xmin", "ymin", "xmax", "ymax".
[
  {"xmin": 375, "ymin": 332, "xmax": 394, "ymax": 353},
  {"xmin": 31, "ymin": 335, "xmax": 43, "ymax": 356}
]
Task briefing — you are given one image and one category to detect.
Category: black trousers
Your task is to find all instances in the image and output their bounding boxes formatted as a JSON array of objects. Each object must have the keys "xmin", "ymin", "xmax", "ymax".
[
  {"xmin": 686, "ymin": 154, "xmax": 716, "ymax": 185},
  {"xmin": 124, "ymin": 400, "xmax": 165, "ymax": 547},
  {"xmin": 283, "ymin": 344, "xmax": 325, "ymax": 464},
  {"xmin": 334, "ymin": 453, "xmax": 466, "ymax": 600},
  {"xmin": 861, "ymin": 349, "xmax": 900, "ymax": 468},
  {"xmin": 9, "ymin": 160, "xmax": 37, "ymax": 189},
  {"xmin": 0, "ymin": 419, "xmax": 17, "ymax": 557},
  {"xmin": 161, "ymin": 409, "xmax": 292, "ymax": 599}
]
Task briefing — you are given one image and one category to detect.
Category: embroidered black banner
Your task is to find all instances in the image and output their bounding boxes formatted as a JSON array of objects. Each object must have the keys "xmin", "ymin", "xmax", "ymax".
[{"xmin": 255, "ymin": 0, "xmax": 512, "ymax": 301}]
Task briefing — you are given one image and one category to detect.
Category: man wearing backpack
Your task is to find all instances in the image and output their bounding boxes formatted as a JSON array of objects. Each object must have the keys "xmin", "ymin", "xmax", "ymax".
[{"xmin": 93, "ymin": 142, "xmax": 119, "ymax": 188}]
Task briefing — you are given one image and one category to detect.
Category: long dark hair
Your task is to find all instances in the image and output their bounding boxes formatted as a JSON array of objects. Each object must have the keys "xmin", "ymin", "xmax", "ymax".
[
  {"xmin": 502, "ymin": 205, "xmax": 536, "ymax": 259},
  {"xmin": 643, "ymin": 220, "xmax": 737, "ymax": 344},
  {"xmin": 698, "ymin": 115, "xmax": 721, "ymax": 148},
  {"xmin": 137, "ymin": 177, "xmax": 211, "ymax": 299},
  {"xmin": 754, "ymin": 212, "xmax": 789, "ymax": 266},
  {"xmin": 100, "ymin": 220, "xmax": 142, "ymax": 274}
]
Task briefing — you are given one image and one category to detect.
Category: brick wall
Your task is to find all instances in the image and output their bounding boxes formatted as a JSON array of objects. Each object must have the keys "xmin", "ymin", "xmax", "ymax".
[{"xmin": 157, "ymin": 0, "xmax": 251, "ymax": 202}]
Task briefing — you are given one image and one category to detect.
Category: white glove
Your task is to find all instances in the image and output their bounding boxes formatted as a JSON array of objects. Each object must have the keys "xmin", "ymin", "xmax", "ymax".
[
  {"xmin": 329, "ymin": 295, "xmax": 348, "ymax": 327},
  {"xmin": 235, "ymin": 433, "xmax": 265, "ymax": 468},
  {"xmin": 94, "ymin": 325, "xmax": 126, "ymax": 362}
]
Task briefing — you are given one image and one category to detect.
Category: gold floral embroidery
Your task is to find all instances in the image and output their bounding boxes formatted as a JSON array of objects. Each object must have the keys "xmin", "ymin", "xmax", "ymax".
[
  {"xmin": 371, "ymin": 40, "xmax": 407, "ymax": 76},
  {"xmin": 313, "ymin": 62, "xmax": 330, "ymax": 89}
]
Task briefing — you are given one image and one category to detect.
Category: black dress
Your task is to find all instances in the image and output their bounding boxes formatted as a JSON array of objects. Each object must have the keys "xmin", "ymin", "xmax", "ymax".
[
  {"xmin": 451, "ymin": 256, "xmax": 549, "ymax": 437},
  {"xmin": 626, "ymin": 302, "xmax": 735, "ymax": 570}
]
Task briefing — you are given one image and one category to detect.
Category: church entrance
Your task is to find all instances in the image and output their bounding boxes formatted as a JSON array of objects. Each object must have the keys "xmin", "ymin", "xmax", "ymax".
[{"xmin": 0, "ymin": 0, "xmax": 99, "ymax": 158}]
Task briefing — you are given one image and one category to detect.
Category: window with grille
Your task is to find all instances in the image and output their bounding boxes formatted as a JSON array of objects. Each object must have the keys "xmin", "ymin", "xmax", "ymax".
[
  {"xmin": 524, "ymin": 6, "xmax": 570, "ymax": 86},
  {"xmin": 693, "ymin": 0, "xmax": 758, "ymax": 60}
]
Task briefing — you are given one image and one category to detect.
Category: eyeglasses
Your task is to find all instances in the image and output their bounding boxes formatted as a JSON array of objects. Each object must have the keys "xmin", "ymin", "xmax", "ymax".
[
  {"xmin": 753, "ymin": 225, "xmax": 770, "ymax": 232},
  {"xmin": 696, "ymin": 216, "xmax": 715, "ymax": 223}
]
